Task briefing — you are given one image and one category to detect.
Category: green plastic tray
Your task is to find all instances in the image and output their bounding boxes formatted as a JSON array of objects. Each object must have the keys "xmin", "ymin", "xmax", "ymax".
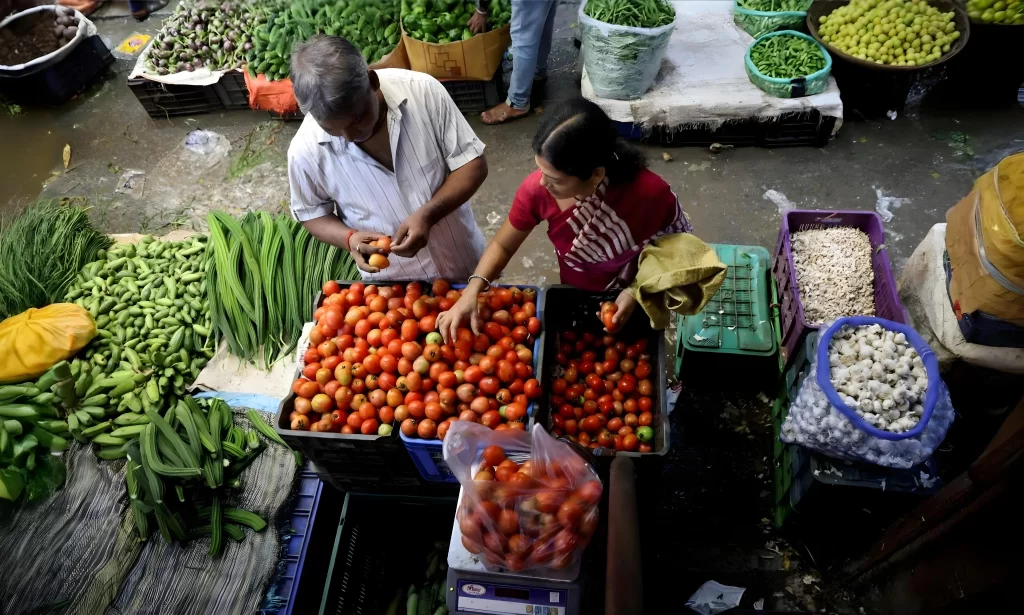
[{"xmin": 680, "ymin": 244, "xmax": 776, "ymax": 356}]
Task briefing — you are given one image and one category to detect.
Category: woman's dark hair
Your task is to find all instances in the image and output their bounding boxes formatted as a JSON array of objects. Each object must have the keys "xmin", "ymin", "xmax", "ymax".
[{"xmin": 532, "ymin": 97, "xmax": 647, "ymax": 183}]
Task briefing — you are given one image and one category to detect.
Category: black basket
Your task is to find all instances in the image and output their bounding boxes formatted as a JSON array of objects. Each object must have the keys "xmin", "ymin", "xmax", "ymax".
[
  {"xmin": 129, "ymin": 77, "xmax": 224, "ymax": 118},
  {"xmin": 538, "ymin": 285, "xmax": 670, "ymax": 463},
  {"xmin": 616, "ymin": 111, "xmax": 837, "ymax": 148},
  {"xmin": 0, "ymin": 35, "xmax": 113, "ymax": 105},
  {"xmin": 440, "ymin": 68, "xmax": 505, "ymax": 114},
  {"xmin": 275, "ymin": 387, "xmax": 424, "ymax": 493},
  {"xmin": 319, "ymin": 493, "xmax": 456, "ymax": 615},
  {"xmin": 215, "ymin": 71, "xmax": 251, "ymax": 110}
]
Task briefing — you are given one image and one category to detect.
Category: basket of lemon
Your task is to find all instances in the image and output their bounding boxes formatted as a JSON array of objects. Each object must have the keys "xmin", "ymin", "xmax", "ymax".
[{"xmin": 807, "ymin": 0, "xmax": 971, "ymax": 71}]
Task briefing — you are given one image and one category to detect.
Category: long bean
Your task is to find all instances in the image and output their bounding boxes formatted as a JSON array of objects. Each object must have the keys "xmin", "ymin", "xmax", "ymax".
[{"xmin": 750, "ymin": 35, "xmax": 825, "ymax": 79}]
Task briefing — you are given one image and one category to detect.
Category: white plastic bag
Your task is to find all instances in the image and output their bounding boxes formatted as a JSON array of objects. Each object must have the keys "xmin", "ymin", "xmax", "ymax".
[
  {"xmin": 578, "ymin": 0, "xmax": 676, "ymax": 100},
  {"xmin": 780, "ymin": 317, "xmax": 955, "ymax": 469}
]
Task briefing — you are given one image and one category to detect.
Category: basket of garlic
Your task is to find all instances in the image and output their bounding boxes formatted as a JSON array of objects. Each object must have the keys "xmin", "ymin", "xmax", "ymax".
[{"xmin": 780, "ymin": 316, "xmax": 954, "ymax": 468}]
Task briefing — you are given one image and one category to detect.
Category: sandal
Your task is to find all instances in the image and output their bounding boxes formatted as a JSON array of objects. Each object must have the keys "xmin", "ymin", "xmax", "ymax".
[{"xmin": 481, "ymin": 102, "xmax": 531, "ymax": 125}]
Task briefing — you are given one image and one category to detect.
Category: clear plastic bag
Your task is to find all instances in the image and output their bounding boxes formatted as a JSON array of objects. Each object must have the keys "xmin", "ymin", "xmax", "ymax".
[
  {"xmin": 780, "ymin": 317, "xmax": 955, "ymax": 469},
  {"xmin": 578, "ymin": 0, "xmax": 676, "ymax": 100},
  {"xmin": 444, "ymin": 422, "xmax": 602, "ymax": 573}
]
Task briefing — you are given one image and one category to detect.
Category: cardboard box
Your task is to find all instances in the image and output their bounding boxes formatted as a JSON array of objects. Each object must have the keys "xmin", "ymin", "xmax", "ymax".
[
  {"xmin": 402, "ymin": 25, "xmax": 510, "ymax": 81},
  {"xmin": 946, "ymin": 190, "xmax": 1024, "ymax": 325}
]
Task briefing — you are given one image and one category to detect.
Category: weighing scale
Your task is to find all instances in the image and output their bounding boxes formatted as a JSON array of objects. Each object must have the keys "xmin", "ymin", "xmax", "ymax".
[{"xmin": 446, "ymin": 489, "xmax": 585, "ymax": 615}]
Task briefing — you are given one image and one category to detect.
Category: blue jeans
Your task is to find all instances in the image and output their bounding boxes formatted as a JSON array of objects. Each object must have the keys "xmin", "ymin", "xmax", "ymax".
[{"xmin": 508, "ymin": 0, "xmax": 557, "ymax": 109}]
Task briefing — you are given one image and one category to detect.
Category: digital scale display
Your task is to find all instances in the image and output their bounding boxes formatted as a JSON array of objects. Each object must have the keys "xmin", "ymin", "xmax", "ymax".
[{"xmin": 457, "ymin": 579, "xmax": 567, "ymax": 614}]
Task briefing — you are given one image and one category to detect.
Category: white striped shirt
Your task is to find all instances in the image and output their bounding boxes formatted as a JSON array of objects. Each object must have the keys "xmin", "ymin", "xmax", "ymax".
[{"xmin": 287, "ymin": 69, "xmax": 487, "ymax": 282}]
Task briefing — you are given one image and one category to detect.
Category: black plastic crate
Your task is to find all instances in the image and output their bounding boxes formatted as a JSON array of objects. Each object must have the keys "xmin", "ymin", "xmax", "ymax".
[
  {"xmin": 215, "ymin": 71, "xmax": 251, "ymax": 110},
  {"xmin": 440, "ymin": 68, "xmax": 505, "ymax": 114},
  {"xmin": 538, "ymin": 285, "xmax": 670, "ymax": 461},
  {"xmin": 616, "ymin": 111, "xmax": 837, "ymax": 148},
  {"xmin": 129, "ymin": 77, "xmax": 224, "ymax": 118},
  {"xmin": 0, "ymin": 35, "xmax": 113, "ymax": 105},
  {"xmin": 318, "ymin": 494, "xmax": 456, "ymax": 615}
]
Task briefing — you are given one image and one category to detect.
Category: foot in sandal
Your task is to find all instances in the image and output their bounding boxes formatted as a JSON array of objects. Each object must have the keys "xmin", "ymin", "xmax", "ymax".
[{"xmin": 481, "ymin": 102, "xmax": 531, "ymax": 125}]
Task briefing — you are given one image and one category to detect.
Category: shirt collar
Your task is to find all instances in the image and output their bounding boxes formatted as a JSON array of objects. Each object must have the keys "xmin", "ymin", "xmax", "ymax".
[{"xmin": 315, "ymin": 75, "xmax": 407, "ymax": 147}]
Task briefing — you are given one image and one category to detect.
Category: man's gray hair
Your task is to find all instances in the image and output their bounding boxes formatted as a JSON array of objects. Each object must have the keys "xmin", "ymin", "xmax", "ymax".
[{"xmin": 291, "ymin": 35, "xmax": 371, "ymax": 122}]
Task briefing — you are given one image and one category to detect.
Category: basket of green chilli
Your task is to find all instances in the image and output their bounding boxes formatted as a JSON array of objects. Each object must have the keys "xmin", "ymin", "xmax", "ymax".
[
  {"xmin": 745, "ymin": 30, "xmax": 832, "ymax": 98},
  {"xmin": 733, "ymin": 0, "xmax": 814, "ymax": 38}
]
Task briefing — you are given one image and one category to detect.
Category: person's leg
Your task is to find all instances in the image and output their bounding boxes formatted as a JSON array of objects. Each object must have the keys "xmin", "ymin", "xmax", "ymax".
[
  {"xmin": 535, "ymin": 0, "xmax": 557, "ymax": 80},
  {"xmin": 482, "ymin": 0, "xmax": 553, "ymax": 124}
]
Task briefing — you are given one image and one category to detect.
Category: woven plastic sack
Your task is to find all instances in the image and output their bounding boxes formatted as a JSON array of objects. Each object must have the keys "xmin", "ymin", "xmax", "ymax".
[
  {"xmin": 0, "ymin": 303, "xmax": 95, "ymax": 384},
  {"xmin": 444, "ymin": 422, "xmax": 603, "ymax": 573},
  {"xmin": 733, "ymin": 0, "xmax": 811, "ymax": 38},
  {"xmin": 578, "ymin": 0, "xmax": 676, "ymax": 100},
  {"xmin": 745, "ymin": 31, "xmax": 832, "ymax": 99},
  {"xmin": 780, "ymin": 317, "xmax": 954, "ymax": 469}
]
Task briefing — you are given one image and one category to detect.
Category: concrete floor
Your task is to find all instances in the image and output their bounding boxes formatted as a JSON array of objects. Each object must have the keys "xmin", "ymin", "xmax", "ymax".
[{"xmin": 1, "ymin": 2, "xmax": 1023, "ymax": 612}]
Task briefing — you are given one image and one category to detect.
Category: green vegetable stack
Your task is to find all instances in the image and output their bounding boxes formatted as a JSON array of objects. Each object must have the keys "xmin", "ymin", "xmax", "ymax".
[
  {"xmin": 583, "ymin": 0, "xmax": 675, "ymax": 28},
  {"xmin": 205, "ymin": 211, "xmax": 360, "ymax": 368},
  {"xmin": 750, "ymin": 34, "xmax": 827, "ymax": 79},
  {"xmin": 123, "ymin": 396, "xmax": 276, "ymax": 554},
  {"xmin": 143, "ymin": 0, "xmax": 270, "ymax": 76},
  {"xmin": 247, "ymin": 0, "xmax": 401, "ymax": 82},
  {"xmin": 733, "ymin": 0, "xmax": 813, "ymax": 39},
  {"xmin": 817, "ymin": 0, "xmax": 961, "ymax": 67},
  {"xmin": 403, "ymin": 0, "xmax": 511, "ymax": 44},
  {"xmin": 0, "ymin": 362, "xmax": 75, "ymax": 503},
  {"xmin": 965, "ymin": 0, "xmax": 1024, "ymax": 24},
  {"xmin": 382, "ymin": 540, "xmax": 449, "ymax": 615},
  {"xmin": 63, "ymin": 235, "xmax": 214, "ymax": 451}
]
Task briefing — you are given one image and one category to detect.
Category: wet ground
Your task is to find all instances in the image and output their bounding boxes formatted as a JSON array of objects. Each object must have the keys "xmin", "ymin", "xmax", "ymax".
[{"xmin": 1, "ymin": 1, "xmax": 1023, "ymax": 613}]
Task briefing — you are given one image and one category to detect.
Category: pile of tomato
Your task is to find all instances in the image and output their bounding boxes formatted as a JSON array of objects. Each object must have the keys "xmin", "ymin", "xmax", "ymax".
[
  {"xmin": 287, "ymin": 280, "xmax": 543, "ymax": 440},
  {"xmin": 457, "ymin": 444, "xmax": 601, "ymax": 571},
  {"xmin": 549, "ymin": 329, "xmax": 658, "ymax": 453}
]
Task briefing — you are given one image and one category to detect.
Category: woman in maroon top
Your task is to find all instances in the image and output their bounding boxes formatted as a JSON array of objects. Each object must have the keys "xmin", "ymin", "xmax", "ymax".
[{"xmin": 437, "ymin": 97, "xmax": 691, "ymax": 342}]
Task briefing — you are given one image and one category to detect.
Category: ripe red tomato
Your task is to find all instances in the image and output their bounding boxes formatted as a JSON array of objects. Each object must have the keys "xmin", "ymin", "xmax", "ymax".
[
  {"xmin": 599, "ymin": 302, "xmax": 618, "ymax": 332},
  {"xmin": 618, "ymin": 374, "xmax": 637, "ymax": 394},
  {"xmin": 523, "ymin": 378, "xmax": 541, "ymax": 399}
]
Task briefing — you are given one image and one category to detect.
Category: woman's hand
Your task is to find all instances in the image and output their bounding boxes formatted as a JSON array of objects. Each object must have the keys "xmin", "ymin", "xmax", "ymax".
[
  {"xmin": 598, "ymin": 289, "xmax": 639, "ymax": 332},
  {"xmin": 437, "ymin": 292, "xmax": 480, "ymax": 344}
]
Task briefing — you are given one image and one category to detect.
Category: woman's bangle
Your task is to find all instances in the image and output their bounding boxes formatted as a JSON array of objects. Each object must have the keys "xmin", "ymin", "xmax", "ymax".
[{"xmin": 468, "ymin": 274, "xmax": 491, "ymax": 290}]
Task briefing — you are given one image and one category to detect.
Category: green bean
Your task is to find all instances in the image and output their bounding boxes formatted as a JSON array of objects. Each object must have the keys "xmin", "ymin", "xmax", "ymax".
[
  {"xmin": 584, "ymin": 0, "xmax": 675, "ymax": 28},
  {"xmin": 737, "ymin": 0, "xmax": 811, "ymax": 12},
  {"xmin": 751, "ymin": 35, "xmax": 825, "ymax": 79}
]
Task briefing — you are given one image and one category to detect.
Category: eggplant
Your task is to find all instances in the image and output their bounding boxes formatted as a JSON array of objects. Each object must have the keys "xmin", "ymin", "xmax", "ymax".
[
  {"xmin": 222, "ymin": 40, "xmax": 234, "ymax": 52},
  {"xmin": 64, "ymin": 26, "xmax": 77, "ymax": 40},
  {"xmin": 54, "ymin": 25, "xmax": 65, "ymax": 38},
  {"xmin": 158, "ymin": 67, "xmax": 169, "ymax": 75},
  {"xmin": 185, "ymin": 63, "xmax": 195, "ymax": 71},
  {"xmin": 243, "ymin": 42, "xmax": 253, "ymax": 51},
  {"xmin": 56, "ymin": 15, "xmax": 73, "ymax": 27},
  {"xmin": 195, "ymin": 23, "xmax": 204, "ymax": 32}
]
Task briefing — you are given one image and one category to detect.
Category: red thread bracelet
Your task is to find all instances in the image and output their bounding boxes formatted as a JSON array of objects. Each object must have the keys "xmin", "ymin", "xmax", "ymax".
[{"xmin": 345, "ymin": 230, "xmax": 356, "ymax": 251}]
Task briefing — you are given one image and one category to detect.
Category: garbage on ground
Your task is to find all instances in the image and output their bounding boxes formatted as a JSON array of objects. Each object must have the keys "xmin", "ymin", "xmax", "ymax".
[{"xmin": 686, "ymin": 580, "xmax": 746, "ymax": 615}]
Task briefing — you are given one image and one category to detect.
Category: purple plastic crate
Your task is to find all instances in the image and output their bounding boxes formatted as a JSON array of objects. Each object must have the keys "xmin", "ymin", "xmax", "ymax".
[{"xmin": 771, "ymin": 209, "xmax": 907, "ymax": 367}]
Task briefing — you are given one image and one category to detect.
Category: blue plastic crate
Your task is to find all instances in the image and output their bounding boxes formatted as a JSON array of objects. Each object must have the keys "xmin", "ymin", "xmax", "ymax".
[
  {"xmin": 260, "ymin": 469, "xmax": 325, "ymax": 615},
  {"xmin": 400, "ymin": 284, "xmax": 546, "ymax": 483}
]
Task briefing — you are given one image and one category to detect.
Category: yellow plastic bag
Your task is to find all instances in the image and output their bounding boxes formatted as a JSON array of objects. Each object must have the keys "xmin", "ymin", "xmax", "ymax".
[{"xmin": 0, "ymin": 304, "xmax": 95, "ymax": 384}]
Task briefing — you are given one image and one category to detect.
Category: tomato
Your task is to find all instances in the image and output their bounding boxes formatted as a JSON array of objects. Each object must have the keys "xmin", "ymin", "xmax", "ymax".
[
  {"xmin": 496, "ymin": 360, "xmax": 515, "ymax": 383},
  {"xmin": 481, "ymin": 410, "xmax": 502, "ymax": 428},
  {"xmin": 302, "ymin": 362, "xmax": 320, "ymax": 381},
  {"xmin": 634, "ymin": 361, "xmax": 652, "ymax": 380},
  {"xmin": 638, "ymin": 411, "xmax": 654, "ymax": 426},
  {"xmin": 406, "ymin": 400, "xmax": 425, "ymax": 419},
  {"xmin": 479, "ymin": 376, "xmax": 500, "ymax": 395},
  {"xmin": 563, "ymin": 418, "xmax": 578, "ymax": 435},
  {"xmin": 497, "ymin": 508, "xmax": 520, "ymax": 535},
  {"xmin": 294, "ymin": 397, "xmax": 312, "ymax": 416},
  {"xmin": 564, "ymin": 366, "xmax": 579, "ymax": 384},
  {"xmin": 580, "ymin": 415, "xmax": 602, "ymax": 433},
  {"xmin": 357, "ymin": 418, "xmax": 377, "ymax": 435},
  {"xmin": 618, "ymin": 374, "xmax": 637, "ymax": 394},
  {"xmin": 619, "ymin": 359, "xmax": 635, "ymax": 374},
  {"xmin": 424, "ymin": 402, "xmax": 443, "ymax": 421},
  {"xmin": 523, "ymin": 378, "xmax": 541, "ymax": 399},
  {"xmin": 638, "ymin": 396, "xmax": 653, "ymax": 413},
  {"xmin": 638, "ymin": 443, "xmax": 653, "ymax": 453},
  {"xmin": 596, "ymin": 429, "xmax": 615, "ymax": 448},
  {"xmin": 624, "ymin": 413, "xmax": 639, "ymax": 428},
  {"xmin": 298, "ymin": 381, "xmax": 320, "ymax": 400},
  {"xmin": 347, "ymin": 411, "xmax": 364, "ymax": 429},
  {"xmin": 636, "ymin": 425, "xmax": 654, "ymax": 443},
  {"xmin": 637, "ymin": 379, "xmax": 653, "ymax": 397},
  {"xmin": 584, "ymin": 373, "xmax": 605, "ymax": 394},
  {"xmin": 416, "ymin": 418, "xmax": 437, "ymax": 439},
  {"xmin": 504, "ymin": 402, "xmax": 527, "ymax": 422},
  {"xmin": 622, "ymin": 433, "xmax": 639, "ymax": 451}
]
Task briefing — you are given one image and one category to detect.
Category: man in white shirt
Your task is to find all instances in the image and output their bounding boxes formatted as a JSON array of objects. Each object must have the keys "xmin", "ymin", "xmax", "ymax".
[{"xmin": 288, "ymin": 35, "xmax": 488, "ymax": 280}]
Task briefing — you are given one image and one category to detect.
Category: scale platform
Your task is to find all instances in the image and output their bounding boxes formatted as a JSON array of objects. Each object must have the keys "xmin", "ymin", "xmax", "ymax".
[{"xmin": 446, "ymin": 489, "xmax": 583, "ymax": 615}]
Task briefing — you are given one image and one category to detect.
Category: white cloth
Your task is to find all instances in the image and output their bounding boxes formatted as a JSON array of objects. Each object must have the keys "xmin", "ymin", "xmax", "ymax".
[
  {"xmin": 581, "ymin": 1, "xmax": 844, "ymax": 132},
  {"xmin": 288, "ymin": 68, "xmax": 488, "ymax": 281},
  {"xmin": 899, "ymin": 223, "xmax": 1024, "ymax": 374}
]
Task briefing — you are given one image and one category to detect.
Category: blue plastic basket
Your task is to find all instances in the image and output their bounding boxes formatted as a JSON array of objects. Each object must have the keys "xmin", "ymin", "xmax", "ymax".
[
  {"xmin": 745, "ymin": 30, "xmax": 832, "ymax": 98},
  {"xmin": 400, "ymin": 284, "xmax": 546, "ymax": 482}
]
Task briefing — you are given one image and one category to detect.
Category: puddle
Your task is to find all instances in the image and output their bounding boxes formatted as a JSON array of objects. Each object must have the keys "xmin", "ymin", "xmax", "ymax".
[{"xmin": 0, "ymin": 109, "xmax": 76, "ymax": 210}]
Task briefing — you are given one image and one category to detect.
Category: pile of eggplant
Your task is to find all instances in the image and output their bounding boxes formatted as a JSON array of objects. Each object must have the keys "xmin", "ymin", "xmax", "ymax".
[{"xmin": 143, "ymin": 0, "xmax": 267, "ymax": 75}]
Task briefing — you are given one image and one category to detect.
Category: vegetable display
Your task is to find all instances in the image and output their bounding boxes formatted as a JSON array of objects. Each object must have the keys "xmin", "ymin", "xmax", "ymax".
[
  {"xmin": 750, "ymin": 33, "xmax": 827, "ymax": 78},
  {"xmin": 288, "ymin": 280, "xmax": 542, "ymax": 440},
  {"xmin": 0, "ymin": 6, "xmax": 79, "ymax": 66},
  {"xmin": 402, "ymin": 0, "xmax": 511, "ymax": 43},
  {"xmin": 548, "ymin": 325, "xmax": 657, "ymax": 453},
  {"xmin": 205, "ymin": 211, "xmax": 359, "ymax": 368},
  {"xmin": 0, "ymin": 200, "xmax": 112, "ymax": 321},
  {"xmin": 816, "ymin": 0, "xmax": 961, "ymax": 67},
  {"xmin": 0, "ymin": 362, "xmax": 74, "ymax": 503},
  {"xmin": 791, "ymin": 227, "xmax": 875, "ymax": 325},
  {"xmin": 965, "ymin": 0, "xmax": 1024, "ymax": 24},
  {"xmin": 143, "ymin": 0, "xmax": 267, "ymax": 75},
  {"xmin": 452, "ymin": 426, "xmax": 602, "ymax": 573},
  {"xmin": 63, "ymin": 235, "xmax": 213, "ymax": 449},
  {"xmin": 384, "ymin": 541, "xmax": 449, "ymax": 615},
  {"xmin": 247, "ymin": 0, "xmax": 401, "ymax": 82},
  {"xmin": 583, "ymin": 0, "xmax": 675, "ymax": 28},
  {"xmin": 826, "ymin": 324, "xmax": 928, "ymax": 433},
  {"xmin": 737, "ymin": 0, "xmax": 811, "ymax": 11},
  {"xmin": 123, "ymin": 396, "xmax": 270, "ymax": 554}
]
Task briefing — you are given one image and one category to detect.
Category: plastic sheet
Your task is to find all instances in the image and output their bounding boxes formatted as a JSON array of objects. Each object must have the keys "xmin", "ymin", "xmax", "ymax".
[
  {"xmin": 780, "ymin": 317, "xmax": 955, "ymax": 468},
  {"xmin": 578, "ymin": 0, "xmax": 676, "ymax": 100},
  {"xmin": 445, "ymin": 422, "xmax": 602, "ymax": 573}
]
